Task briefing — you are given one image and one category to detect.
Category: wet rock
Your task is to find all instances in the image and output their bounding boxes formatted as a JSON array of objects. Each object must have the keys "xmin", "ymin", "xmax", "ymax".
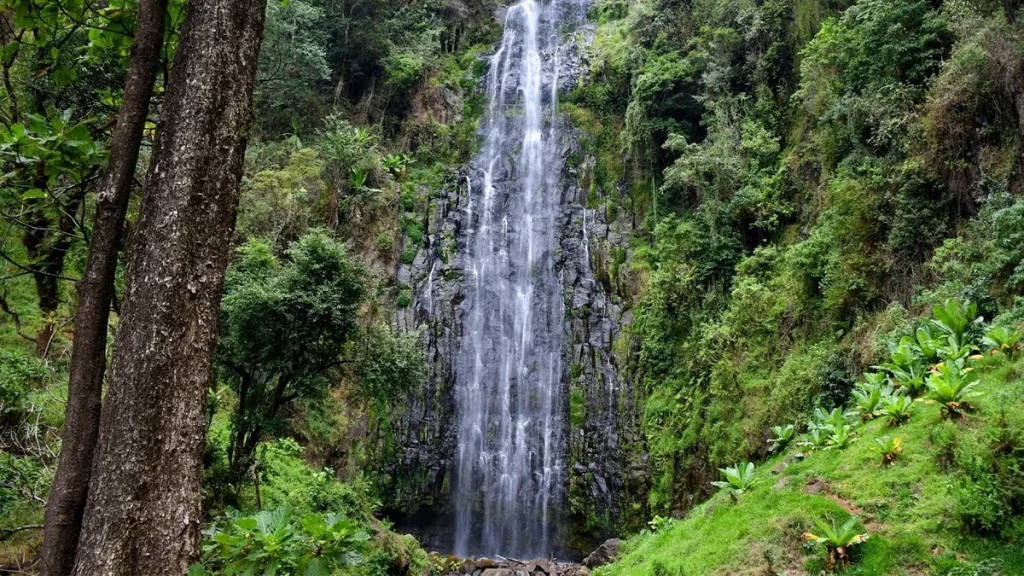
[
  {"xmin": 476, "ymin": 558, "xmax": 499, "ymax": 570},
  {"xmin": 582, "ymin": 539, "xmax": 622, "ymax": 569},
  {"xmin": 555, "ymin": 564, "xmax": 591, "ymax": 576},
  {"xmin": 525, "ymin": 559, "xmax": 552, "ymax": 574}
]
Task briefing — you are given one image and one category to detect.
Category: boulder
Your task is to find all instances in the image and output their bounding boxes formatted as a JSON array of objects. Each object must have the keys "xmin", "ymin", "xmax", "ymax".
[
  {"xmin": 555, "ymin": 564, "xmax": 591, "ymax": 576},
  {"xmin": 582, "ymin": 539, "xmax": 622, "ymax": 569},
  {"xmin": 477, "ymin": 558, "xmax": 499, "ymax": 570},
  {"xmin": 804, "ymin": 478, "xmax": 828, "ymax": 495},
  {"xmin": 525, "ymin": 558, "xmax": 552, "ymax": 574}
]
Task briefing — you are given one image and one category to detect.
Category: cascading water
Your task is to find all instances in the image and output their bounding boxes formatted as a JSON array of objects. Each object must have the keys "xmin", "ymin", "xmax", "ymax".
[{"xmin": 452, "ymin": 0, "xmax": 585, "ymax": 559}]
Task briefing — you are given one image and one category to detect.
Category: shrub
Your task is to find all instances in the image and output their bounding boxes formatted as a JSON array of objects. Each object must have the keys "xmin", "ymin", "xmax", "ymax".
[
  {"xmin": 800, "ymin": 428, "xmax": 830, "ymax": 450},
  {"xmin": 825, "ymin": 424, "xmax": 854, "ymax": 450},
  {"xmin": 768, "ymin": 424, "xmax": 796, "ymax": 452},
  {"xmin": 851, "ymin": 375, "xmax": 892, "ymax": 420},
  {"xmin": 0, "ymin": 350, "xmax": 42, "ymax": 425},
  {"xmin": 925, "ymin": 362, "xmax": 980, "ymax": 420},
  {"xmin": 803, "ymin": 515, "xmax": 869, "ymax": 572},
  {"xmin": 932, "ymin": 299, "xmax": 983, "ymax": 350},
  {"xmin": 874, "ymin": 435, "xmax": 903, "ymax": 465},
  {"xmin": 877, "ymin": 338, "xmax": 928, "ymax": 396},
  {"xmin": 811, "ymin": 407, "xmax": 855, "ymax": 430},
  {"xmin": 711, "ymin": 461, "xmax": 759, "ymax": 499},
  {"xmin": 982, "ymin": 325, "xmax": 1021, "ymax": 359},
  {"xmin": 192, "ymin": 505, "xmax": 369, "ymax": 576},
  {"xmin": 880, "ymin": 394, "xmax": 915, "ymax": 426}
]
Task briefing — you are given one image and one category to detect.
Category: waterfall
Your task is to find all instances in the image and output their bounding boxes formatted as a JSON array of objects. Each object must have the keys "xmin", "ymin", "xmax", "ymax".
[{"xmin": 453, "ymin": 0, "xmax": 584, "ymax": 559}]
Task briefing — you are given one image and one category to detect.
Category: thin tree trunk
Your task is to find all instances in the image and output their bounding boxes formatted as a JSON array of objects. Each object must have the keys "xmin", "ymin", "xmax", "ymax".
[
  {"xmin": 69, "ymin": 1, "xmax": 266, "ymax": 574},
  {"xmin": 40, "ymin": 1, "xmax": 168, "ymax": 573}
]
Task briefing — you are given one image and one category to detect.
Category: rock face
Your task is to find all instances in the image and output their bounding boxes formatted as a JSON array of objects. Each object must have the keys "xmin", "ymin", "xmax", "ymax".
[{"xmin": 383, "ymin": 1, "xmax": 648, "ymax": 555}]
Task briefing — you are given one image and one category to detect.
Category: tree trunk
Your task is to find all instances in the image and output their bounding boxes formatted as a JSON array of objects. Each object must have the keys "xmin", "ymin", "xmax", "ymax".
[
  {"xmin": 69, "ymin": 1, "xmax": 266, "ymax": 574},
  {"xmin": 40, "ymin": 1, "xmax": 168, "ymax": 573}
]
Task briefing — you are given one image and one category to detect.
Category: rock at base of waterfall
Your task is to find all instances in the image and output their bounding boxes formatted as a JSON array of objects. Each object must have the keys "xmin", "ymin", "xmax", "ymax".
[
  {"xmin": 446, "ymin": 556, "xmax": 591, "ymax": 576},
  {"xmin": 582, "ymin": 539, "xmax": 622, "ymax": 569}
]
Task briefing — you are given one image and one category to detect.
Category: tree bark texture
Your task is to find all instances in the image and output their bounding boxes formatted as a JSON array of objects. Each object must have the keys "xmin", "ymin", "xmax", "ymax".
[
  {"xmin": 40, "ymin": 1, "xmax": 168, "ymax": 574},
  {"xmin": 69, "ymin": 1, "xmax": 266, "ymax": 574}
]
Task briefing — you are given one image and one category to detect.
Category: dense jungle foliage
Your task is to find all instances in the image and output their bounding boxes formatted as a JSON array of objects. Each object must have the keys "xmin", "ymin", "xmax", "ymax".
[{"xmin": 1, "ymin": 0, "xmax": 1024, "ymax": 573}]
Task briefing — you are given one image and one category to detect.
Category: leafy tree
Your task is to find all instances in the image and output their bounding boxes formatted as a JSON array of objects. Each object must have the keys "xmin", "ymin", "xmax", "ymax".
[
  {"xmin": 254, "ymin": 0, "xmax": 331, "ymax": 137},
  {"xmin": 69, "ymin": 0, "xmax": 266, "ymax": 571},
  {"xmin": 216, "ymin": 231, "xmax": 366, "ymax": 482}
]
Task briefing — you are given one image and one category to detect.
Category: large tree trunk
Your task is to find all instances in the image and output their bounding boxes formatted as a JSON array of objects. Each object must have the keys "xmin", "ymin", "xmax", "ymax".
[
  {"xmin": 69, "ymin": 1, "xmax": 266, "ymax": 574},
  {"xmin": 40, "ymin": 1, "xmax": 168, "ymax": 573}
]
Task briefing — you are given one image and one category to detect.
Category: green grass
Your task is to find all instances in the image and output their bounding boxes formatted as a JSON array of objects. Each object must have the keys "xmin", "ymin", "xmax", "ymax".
[{"xmin": 599, "ymin": 356, "xmax": 1024, "ymax": 576}]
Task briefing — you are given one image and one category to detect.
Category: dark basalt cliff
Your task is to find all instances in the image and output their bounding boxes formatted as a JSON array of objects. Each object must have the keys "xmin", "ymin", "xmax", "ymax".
[{"xmin": 378, "ymin": 13, "xmax": 649, "ymax": 555}]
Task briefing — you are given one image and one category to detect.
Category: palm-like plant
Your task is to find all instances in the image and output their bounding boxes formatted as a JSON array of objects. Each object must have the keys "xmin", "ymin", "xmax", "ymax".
[
  {"xmin": 936, "ymin": 334, "xmax": 975, "ymax": 369},
  {"xmin": 825, "ymin": 424, "xmax": 854, "ymax": 450},
  {"xmin": 880, "ymin": 394, "xmax": 915, "ymax": 426},
  {"xmin": 874, "ymin": 435, "xmax": 902, "ymax": 465},
  {"xmin": 982, "ymin": 325, "xmax": 1022, "ymax": 359},
  {"xmin": 799, "ymin": 428, "xmax": 830, "ymax": 450},
  {"xmin": 925, "ymin": 362, "xmax": 979, "ymax": 420},
  {"xmin": 711, "ymin": 461, "xmax": 759, "ymax": 499},
  {"xmin": 812, "ymin": 407, "xmax": 855, "ymax": 430},
  {"xmin": 769, "ymin": 424, "xmax": 796, "ymax": 452},
  {"xmin": 851, "ymin": 377, "xmax": 892, "ymax": 421},
  {"xmin": 932, "ymin": 299, "xmax": 982, "ymax": 349},
  {"xmin": 381, "ymin": 153, "xmax": 413, "ymax": 178},
  {"xmin": 877, "ymin": 338, "xmax": 928, "ymax": 396},
  {"xmin": 803, "ymin": 516, "xmax": 869, "ymax": 572},
  {"xmin": 914, "ymin": 324, "xmax": 943, "ymax": 363}
]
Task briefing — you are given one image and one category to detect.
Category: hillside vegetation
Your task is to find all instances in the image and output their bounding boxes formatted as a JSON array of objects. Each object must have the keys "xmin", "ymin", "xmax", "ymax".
[{"xmin": 599, "ymin": 302, "xmax": 1024, "ymax": 575}]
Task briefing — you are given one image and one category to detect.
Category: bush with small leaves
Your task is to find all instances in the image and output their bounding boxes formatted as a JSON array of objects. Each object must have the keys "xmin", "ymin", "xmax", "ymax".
[
  {"xmin": 769, "ymin": 424, "xmax": 796, "ymax": 452},
  {"xmin": 925, "ymin": 362, "xmax": 980, "ymax": 420},
  {"xmin": 875, "ymin": 435, "xmax": 903, "ymax": 465},
  {"xmin": 881, "ymin": 394, "xmax": 915, "ymax": 426},
  {"xmin": 803, "ymin": 516, "xmax": 869, "ymax": 572},
  {"xmin": 711, "ymin": 461, "xmax": 759, "ymax": 499}
]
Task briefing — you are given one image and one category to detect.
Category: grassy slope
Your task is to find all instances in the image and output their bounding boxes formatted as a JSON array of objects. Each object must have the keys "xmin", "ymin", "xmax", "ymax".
[{"xmin": 598, "ymin": 357, "xmax": 1024, "ymax": 576}]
